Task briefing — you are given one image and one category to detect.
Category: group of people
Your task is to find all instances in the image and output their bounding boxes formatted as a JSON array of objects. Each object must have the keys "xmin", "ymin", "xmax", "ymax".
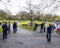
[
  {"xmin": 33, "ymin": 22, "xmax": 57, "ymax": 43},
  {"xmin": 2, "ymin": 21, "xmax": 17, "ymax": 40}
]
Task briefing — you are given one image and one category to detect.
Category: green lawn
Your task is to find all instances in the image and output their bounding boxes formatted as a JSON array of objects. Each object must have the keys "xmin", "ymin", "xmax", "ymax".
[
  {"xmin": 18, "ymin": 20, "xmax": 53, "ymax": 31},
  {"xmin": 0, "ymin": 27, "xmax": 2, "ymax": 33},
  {"xmin": 0, "ymin": 20, "xmax": 53, "ymax": 31},
  {"xmin": 19, "ymin": 25, "xmax": 33, "ymax": 31},
  {"xmin": 20, "ymin": 20, "xmax": 30, "ymax": 25}
]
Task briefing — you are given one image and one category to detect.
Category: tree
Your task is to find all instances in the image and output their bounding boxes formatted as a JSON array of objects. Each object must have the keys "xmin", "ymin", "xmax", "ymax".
[
  {"xmin": 23, "ymin": 0, "xmax": 35, "ymax": 26},
  {"xmin": 0, "ymin": 10, "xmax": 8, "ymax": 20}
]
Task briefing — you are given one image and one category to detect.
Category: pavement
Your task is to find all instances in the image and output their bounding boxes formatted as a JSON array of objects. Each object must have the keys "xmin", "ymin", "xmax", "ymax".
[{"xmin": 0, "ymin": 26, "xmax": 60, "ymax": 48}]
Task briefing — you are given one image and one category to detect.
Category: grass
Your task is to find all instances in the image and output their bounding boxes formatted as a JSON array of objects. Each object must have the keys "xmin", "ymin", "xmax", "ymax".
[
  {"xmin": 0, "ymin": 27, "xmax": 2, "ymax": 33},
  {"xmin": 45, "ymin": 22, "xmax": 53, "ymax": 26},
  {"xmin": 18, "ymin": 20, "xmax": 53, "ymax": 31},
  {"xmin": 20, "ymin": 20, "xmax": 30, "ymax": 25},
  {"xmin": 18, "ymin": 20, "xmax": 42, "ymax": 31},
  {"xmin": 0, "ymin": 20, "xmax": 53, "ymax": 31},
  {"xmin": 18, "ymin": 20, "xmax": 32, "ymax": 31},
  {"xmin": 19, "ymin": 25, "xmax": 33, "ymax": 31}
]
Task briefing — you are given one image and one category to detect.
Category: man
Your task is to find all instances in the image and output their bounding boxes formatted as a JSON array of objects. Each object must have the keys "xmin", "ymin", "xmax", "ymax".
[
  {"xmin": 46, "ymin": 24, "xmax": 52, "ymax": 42},
  {"xmin": 33, "ymin": 23, "xmax": 38, "ymax": 31},
  {"xmin": 2, "ymin": 22, "xmax": 8, "ymax": 40},
  {"xmin": 13, "ymin": 22, "xmax": 17, "ymax": 33},
  {"xmin": 7, "ymin": 22, "xmax": 11, "ymax": 34},
  {"xmin": 40, "ymin": 22, "xmax": 45, "ymax": 33}
]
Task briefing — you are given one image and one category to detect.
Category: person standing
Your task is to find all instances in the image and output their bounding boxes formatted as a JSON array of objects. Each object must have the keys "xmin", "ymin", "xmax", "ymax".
[
  {"xmin": 33, "ymin": 23, "xmax": 38, "ymax": 31},
  {"xmin": 7, "ymin": 22, "xmax": 11, "ymax": 34},
  {"xmin": 13, "ymin": 22, "xmax": 17, "ymax": 33},
  {"xmin": 56, "ymin": 23, "xmax": 58, "ymax": 26},
  {"xmin": 2, "ymin": 22, "xmax": 8, "ymax": 40},
  {"xmin": 40, "ymin": 22, "xmax": 45, "ymax": 33},
  {"xmin": 46, "ymin": 24, "xmax": 52, "ymax": 42}
]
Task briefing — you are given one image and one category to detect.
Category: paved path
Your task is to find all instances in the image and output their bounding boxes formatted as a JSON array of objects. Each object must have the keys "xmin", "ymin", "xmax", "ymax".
[{"xmin": 0, "ymin": 27, "xmax": 60, "ymax": 48}]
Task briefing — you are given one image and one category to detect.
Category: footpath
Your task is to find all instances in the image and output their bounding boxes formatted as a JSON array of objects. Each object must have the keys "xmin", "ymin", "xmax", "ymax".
[{"xmin": 0, "ymin": 26, "xmax": 60, "ymax": 48}]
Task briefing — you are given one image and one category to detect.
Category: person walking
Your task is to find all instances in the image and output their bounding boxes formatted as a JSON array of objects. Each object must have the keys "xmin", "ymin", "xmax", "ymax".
[
  {"xmin": 13, "ymin": 22, "xmax": 17, "ymax": 33},
  {"xmin": 46, "ymin": 24, "xmax": 52, "ymax": 42},
  {"xmin": 2, "ymin": 22, "xmax": 8, "ymax": 40}
]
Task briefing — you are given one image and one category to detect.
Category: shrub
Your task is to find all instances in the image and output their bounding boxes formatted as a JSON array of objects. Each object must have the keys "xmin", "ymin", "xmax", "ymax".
[{"xmin": 22, "ymin": 24, "xmax": 28, "ymax": 26}]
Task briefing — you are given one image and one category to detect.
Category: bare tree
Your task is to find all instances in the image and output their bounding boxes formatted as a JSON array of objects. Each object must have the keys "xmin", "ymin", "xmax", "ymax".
[{"xmin": 23, "ymin": 0, "xmax": 35, "ymax": 26}]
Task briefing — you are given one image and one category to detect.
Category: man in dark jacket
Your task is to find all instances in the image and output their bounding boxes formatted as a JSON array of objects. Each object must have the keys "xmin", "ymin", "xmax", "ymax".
[
  {"xmin": 2, "ymin": 22, "xmax": 8, "ymax": 40},
  {"xmin": 40, "ymin": 22, "xmax": 45, "ymax": 33},
  {"xmin": 46, "ymin": 24, "xmax": 52, "ymax": 42},
  {"xmin": 13, "ymin": 22, "xmax": 17, "ymax": 33}
]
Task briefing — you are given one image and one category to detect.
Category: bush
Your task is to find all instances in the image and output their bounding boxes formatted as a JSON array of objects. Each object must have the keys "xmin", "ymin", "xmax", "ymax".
[{"xmin": 22, "ymin": 24, "xmax": 28, "ymax": 26}]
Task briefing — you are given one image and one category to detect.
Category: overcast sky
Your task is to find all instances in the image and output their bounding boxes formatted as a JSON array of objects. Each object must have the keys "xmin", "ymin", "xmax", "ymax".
[{"xmin": 0, "ymin": 0, "xmax": 60, "ymax": 15}]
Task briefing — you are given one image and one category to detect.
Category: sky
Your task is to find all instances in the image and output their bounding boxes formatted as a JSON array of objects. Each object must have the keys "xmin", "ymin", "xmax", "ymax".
[{"xmin": 0, "ymin": 0, "xmax": 60, "ymax": 15}]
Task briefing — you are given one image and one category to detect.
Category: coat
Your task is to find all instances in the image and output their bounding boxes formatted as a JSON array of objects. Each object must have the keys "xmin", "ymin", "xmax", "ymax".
[
  {"xmin": 47, "ymin": 26, "xmax": 52, "ymax": 33},
  {"xmin": 13, "ymin": 23, "xmax": 17, "ymax": 29},
  {"xmin": 2, "ymin": 24, "xmax": 8, "ymax": 33}
]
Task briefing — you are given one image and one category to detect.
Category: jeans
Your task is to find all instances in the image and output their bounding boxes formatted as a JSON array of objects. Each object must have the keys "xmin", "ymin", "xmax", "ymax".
[
  {"xmin": 13, "ymin": 28, "xmax": 17, "ymax": 33},
  {"xmin": 46, "ymin": 33, "xmax": 51, "ymax": 42},
  {"xmin": 3, "ymin": 32, "xmax": 7, "ymax": 40},
  {"xmin": 40, "ymin": 28, "xmax": 44, "ymax": 33}
]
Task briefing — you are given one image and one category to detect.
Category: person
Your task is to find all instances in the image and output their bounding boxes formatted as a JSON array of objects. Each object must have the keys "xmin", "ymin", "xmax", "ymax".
[
  {"xmin": 44, "ymin": 25, "xmax": 46, "ymax": 32},
  {"xmin": 52, "ymin": 24, "xmax": 56, "ymax": 30},
  {"xmin": 46, "ymin": 24, "xmax": 52, "ymax": 42},
  {"xmin": 13, "ymin": 22, "xmax": 17, "ymax": 33},
  {"xmin": 56, "ymin": 23, "xmax": 58, "ymax": 26},
  {"xmin": 2, "ymin": 22, "xmax": 8, "ymax": 40},
  {"xmin": 7, "ymin": 22, "xmax": 11, "ymax": 34},
  {"xmin": 33, "ymin": 23, "xmax": 38, "ymax": 31},
  {"xmin": 40, "ymin": 22, "xmax": 45, "ymax": 33}
]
